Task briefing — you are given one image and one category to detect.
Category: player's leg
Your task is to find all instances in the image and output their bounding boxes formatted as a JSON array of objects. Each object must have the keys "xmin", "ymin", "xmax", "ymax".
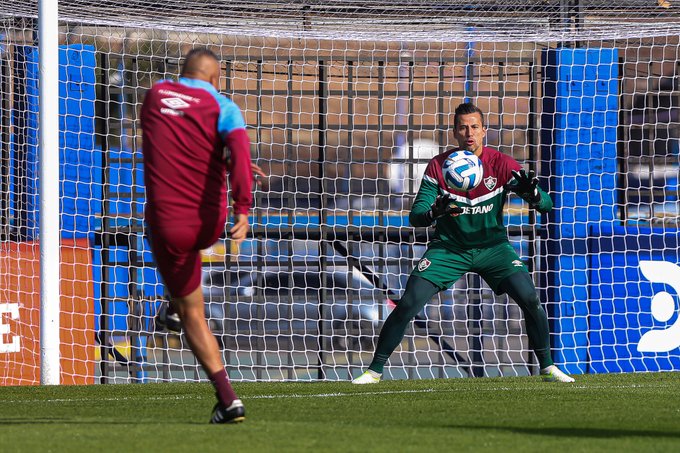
[
  {"xmin": 156, "ymin": 297, "xmax": 182, "ymax": 333},
  {"xmin": 497, "ymin": 272, "xmax": 574, "ymax": 382},
  {"xmin": 147, "ymin": 222, "xmax": 246, "ymax": 421},
  {"xmin": 171, "ymin": 286, "xmax": 230, "ymax": 374},
  {"xmin": 154, "ymin": 214, "xmax": 228, "ymax": 334},
  {"xmin": 477, "ymin": 242, "xmax": 574, "ymax": 383},
  {"xmin": 170, "ymin": 285, "xmax": 246, "ymax": 422},
  {"xmin": 147, "ymin": 229, "xmax": 182, "ymax": 333},
  {"xmin": 353, "ymin": 245, "xmax": 467, "ymax": 384},
  {"xmin": 352, "ymin": 275, "xmax": 441, "ymax": 383},
  {"xmin": 496, "ymin": 272, "xmax": 552, "ymax": 368}
]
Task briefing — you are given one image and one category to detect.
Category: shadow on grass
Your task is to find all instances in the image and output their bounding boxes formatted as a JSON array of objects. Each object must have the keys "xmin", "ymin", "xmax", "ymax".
[{"xmin": 447, "ymin": 424, "xmax": 680, "ymax": 439}]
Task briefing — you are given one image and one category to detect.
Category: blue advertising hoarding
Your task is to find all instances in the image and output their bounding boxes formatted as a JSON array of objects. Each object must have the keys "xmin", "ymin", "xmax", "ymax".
[
  {"xmin": 588, "ymin": 225, "xmax": 680, "ymax": 372},
  {"xmin": 20, "ymin": 43, "xmax": 101, "ymax": 239}
]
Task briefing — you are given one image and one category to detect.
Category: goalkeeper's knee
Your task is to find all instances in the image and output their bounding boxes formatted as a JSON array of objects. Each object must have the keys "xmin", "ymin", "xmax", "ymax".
[{"xmin": 499, "ymin": 272, "xmax": 541, "ymax": 312}]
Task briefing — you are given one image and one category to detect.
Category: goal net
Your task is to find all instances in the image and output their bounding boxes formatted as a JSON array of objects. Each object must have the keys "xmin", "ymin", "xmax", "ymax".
[{"xmin": 2, "ymin": 0, "xmax": 680, "ymax": 384}]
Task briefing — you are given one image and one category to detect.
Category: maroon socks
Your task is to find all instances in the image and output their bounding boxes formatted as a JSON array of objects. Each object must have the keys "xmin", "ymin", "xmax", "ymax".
[{"xmin": 209, "ymin": 369, "xmax": 238, "ymax": 407}]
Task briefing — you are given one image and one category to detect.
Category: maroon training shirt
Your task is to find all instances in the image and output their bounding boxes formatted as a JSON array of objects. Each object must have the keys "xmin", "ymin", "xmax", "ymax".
[{"xmin": 141, "ymin": 77, "xmax": 253, "ymax": 227}]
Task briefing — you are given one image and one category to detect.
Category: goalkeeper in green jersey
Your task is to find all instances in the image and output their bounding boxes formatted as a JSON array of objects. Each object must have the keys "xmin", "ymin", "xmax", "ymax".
[{"xmin": 352, "ymin": 102, "xmax": 574, "ymax": 384}]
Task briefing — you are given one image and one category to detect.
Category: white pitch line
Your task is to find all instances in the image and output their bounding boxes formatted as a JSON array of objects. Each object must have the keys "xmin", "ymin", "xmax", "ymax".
[
  {"xmin": 248, "ymin": 382, "xmax": 672, "ymax": 399},
  {"xmin": 0, "ymin": 382, "xmax": 673, "ymax": 404},
  {"xmin": 0, "ymin": 394, "xmax": 204, "ymax": 404},
  {"xmin": 0, "ymin": 389, "xmax": 436, "ymax": 404},
  {"xmin": 249, "ymin": 388, "xmax": 439, "ymax": 399}
]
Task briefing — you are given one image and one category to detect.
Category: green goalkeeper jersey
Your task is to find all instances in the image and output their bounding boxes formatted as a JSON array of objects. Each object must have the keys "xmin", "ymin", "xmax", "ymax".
[{"xmin": 410, "ymin": 146, "xmax": 553, "ymax": 250}]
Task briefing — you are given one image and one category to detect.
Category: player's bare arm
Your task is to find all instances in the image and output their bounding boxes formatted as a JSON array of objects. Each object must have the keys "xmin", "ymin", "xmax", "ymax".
[
  {"xmin": 229, "ymin": 213, "xmax": 249, "ymax": 244},
  {"xmin": 250, "ymin": 162, "xmax": 267, "ymax": 187}
]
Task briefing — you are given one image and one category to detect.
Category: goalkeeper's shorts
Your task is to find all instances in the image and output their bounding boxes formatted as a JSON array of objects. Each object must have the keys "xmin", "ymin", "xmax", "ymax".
[
  {"xmin": 146, "ymin": 215, "xmax": 225, "ymax": 298},
  {"xmin": 410, "ymin": 240, "xmax": 528, "ymax": 294}
]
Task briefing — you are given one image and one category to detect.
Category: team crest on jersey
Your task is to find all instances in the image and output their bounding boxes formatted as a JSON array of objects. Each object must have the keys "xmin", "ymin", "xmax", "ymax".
[
  {"xmin": 418, "ymin": 258, "xmax": 431, "ymax": 272},
  {"xmin": 484, "ymin": 176, "xmax": 497, "ymax": 191}
]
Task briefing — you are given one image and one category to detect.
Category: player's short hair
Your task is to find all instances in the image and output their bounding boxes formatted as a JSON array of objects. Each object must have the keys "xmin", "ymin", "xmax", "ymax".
[
  {"xmin": 454, "ymin": 102, "xmax": 486, "ymax": 128},
  {"xmin": 181, "ymin": 47, "xmax": 219, "ymax": 76}
]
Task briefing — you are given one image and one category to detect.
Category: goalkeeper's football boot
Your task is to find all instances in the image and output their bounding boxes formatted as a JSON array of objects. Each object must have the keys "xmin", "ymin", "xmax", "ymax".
[
  {"xmin": 155, "ymin": 301, "xmax": 182, "ymax": 333},
  {"xmin": 210, "ymin": 399, "xmax": 246, "ymax": 424},
  {"xmin": 540, "ymin": 365, "xmax": 575, "ymax": 383},
  {"xmin": 351, "ymin": 370, "xmax": 382, "ymax": 384}
]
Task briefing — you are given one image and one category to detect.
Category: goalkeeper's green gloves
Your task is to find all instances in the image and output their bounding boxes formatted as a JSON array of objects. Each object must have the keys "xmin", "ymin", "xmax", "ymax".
[
  {"xmin": 505, "ymin": 168, "xmax": 541, "ymax": 205},
  {"xmin": 425, "ymin": 195, "xmax": 463, "ymax": 224}
]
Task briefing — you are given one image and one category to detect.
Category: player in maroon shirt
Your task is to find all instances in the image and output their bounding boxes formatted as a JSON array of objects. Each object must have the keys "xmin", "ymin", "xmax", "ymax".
[{"xmin": 141, "ymin": 48, "xmax": 254, "ymax": 424}]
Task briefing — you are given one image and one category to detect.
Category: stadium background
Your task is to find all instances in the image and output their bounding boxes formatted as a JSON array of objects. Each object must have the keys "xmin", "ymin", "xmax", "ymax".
[{"xmin": 1, "ymin": 1, "xmax": 680, "ymax": 385}]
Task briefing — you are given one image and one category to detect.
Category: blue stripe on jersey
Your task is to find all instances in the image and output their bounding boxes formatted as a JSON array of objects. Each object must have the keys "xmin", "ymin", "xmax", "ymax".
[{"xmin": 177, "ymin": 77, "xmax": 246, "ymax": 137}]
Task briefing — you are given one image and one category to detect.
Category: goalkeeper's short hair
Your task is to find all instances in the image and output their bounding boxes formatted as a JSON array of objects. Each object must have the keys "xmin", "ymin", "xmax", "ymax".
[{"xmin": 454, "ymin": 102, "xmax": 485, "ymax": 128}]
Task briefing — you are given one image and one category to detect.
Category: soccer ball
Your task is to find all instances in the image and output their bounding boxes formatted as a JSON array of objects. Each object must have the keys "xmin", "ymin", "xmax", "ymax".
[{"xmin": 441, "ymin": 151, "xmax": 484, "ymax": 191}]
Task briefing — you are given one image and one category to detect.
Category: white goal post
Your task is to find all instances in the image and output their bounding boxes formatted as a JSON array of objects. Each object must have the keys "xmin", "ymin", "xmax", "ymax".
[
  {"xmin": 1, "ymin": 1, "xmax": 680, "ymax": 385},
  {"xmin": 38, "ymin": 0, "xmax": 61, "ymax": 385}
]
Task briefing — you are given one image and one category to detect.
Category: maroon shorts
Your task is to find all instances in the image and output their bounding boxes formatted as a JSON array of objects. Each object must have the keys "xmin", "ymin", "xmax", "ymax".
[{"xmin": 146, "ymin": 216, "xmax": 225, "ymax": 298}]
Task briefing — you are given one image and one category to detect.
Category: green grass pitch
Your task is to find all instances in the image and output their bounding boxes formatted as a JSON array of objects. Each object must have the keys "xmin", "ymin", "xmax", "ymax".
[{"xmin": 1, "ymin": 372, "xmax": 679, "ymax": 452}]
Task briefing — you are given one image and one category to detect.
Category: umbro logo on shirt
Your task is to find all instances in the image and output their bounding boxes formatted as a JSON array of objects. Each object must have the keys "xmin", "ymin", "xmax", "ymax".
[
  {"xmin": 512, "ymin": 260, "xmax": 524, "ymax": 267},
  {"xmin": 160, "ymin": 97, "xmax": 190, "ymax": 117},
  {"xmin": 161, "ymin": 97, "xmax": 191, "ymax": 109}
]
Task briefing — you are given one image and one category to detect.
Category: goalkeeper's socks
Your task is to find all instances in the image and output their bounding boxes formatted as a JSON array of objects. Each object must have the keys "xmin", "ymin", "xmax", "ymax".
[
  {"xmin": 368, "ymin": 354, "xmax": 390, "ymax": 374},
  {"xmin": 534, "ymin": 349, "xmax": 553, "ymax": 370},
  {"xmin": 209, "ymin": 369, "xmax": 239, "ymax": 406}
]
